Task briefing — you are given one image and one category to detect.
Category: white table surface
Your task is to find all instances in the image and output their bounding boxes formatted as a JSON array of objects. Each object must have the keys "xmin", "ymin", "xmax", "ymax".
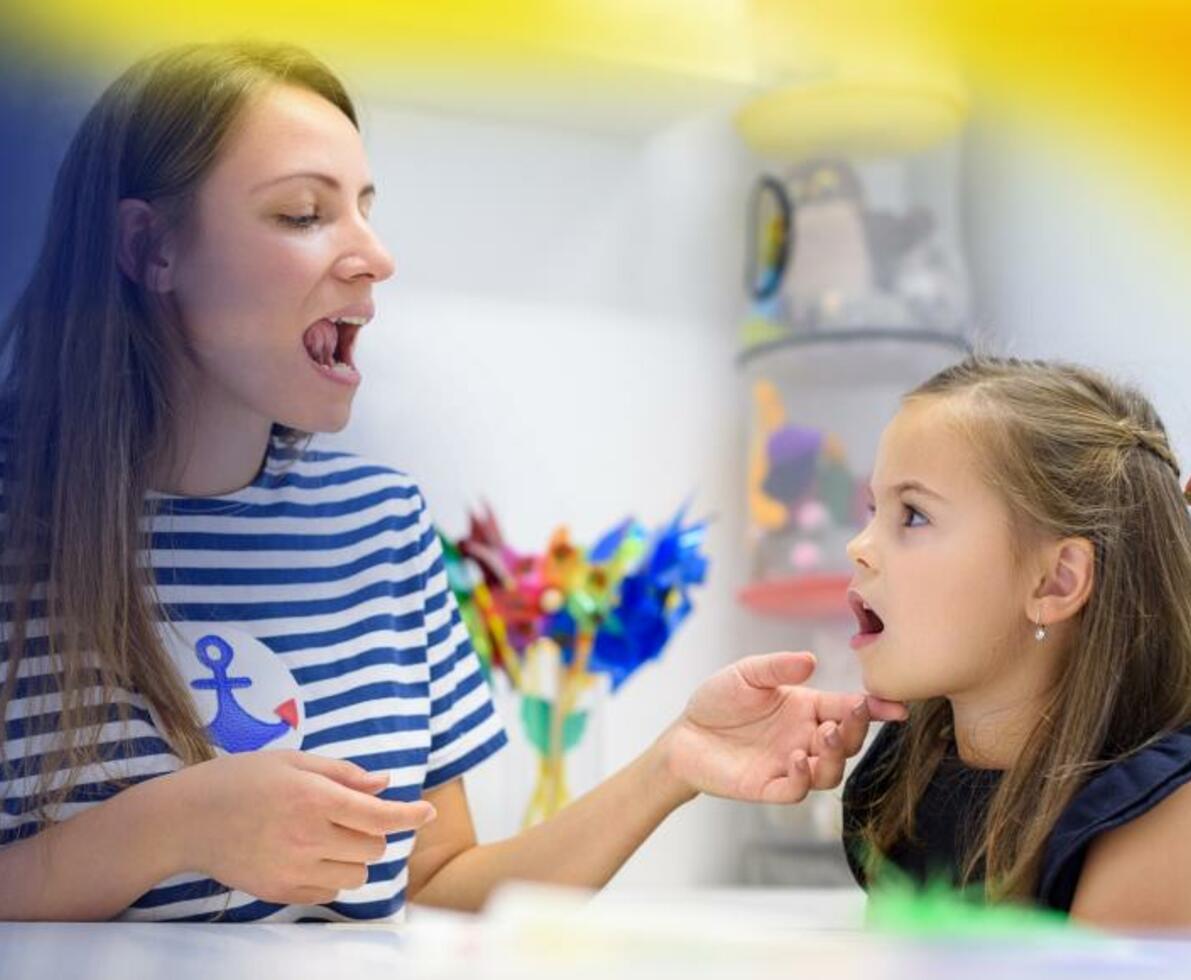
[{"xmin": 3, "ymin": 886, "xmax": 1190, "ymax": 979}]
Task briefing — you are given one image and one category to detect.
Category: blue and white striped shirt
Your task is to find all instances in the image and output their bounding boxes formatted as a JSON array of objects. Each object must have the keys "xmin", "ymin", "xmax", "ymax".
[{"xmin": 0, "ymin": 434, "xmax": 507, "ymax": 922}]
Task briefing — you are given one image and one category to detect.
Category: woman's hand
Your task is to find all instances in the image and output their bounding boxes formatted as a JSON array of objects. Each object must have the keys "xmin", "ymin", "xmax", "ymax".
[
  {"xmin": 175, "ymin": 750, "xmax": 436, "ymax": 905},
  {"xmin": 660, "ymin": 650, "xmax": 906, "ymax": 804}
]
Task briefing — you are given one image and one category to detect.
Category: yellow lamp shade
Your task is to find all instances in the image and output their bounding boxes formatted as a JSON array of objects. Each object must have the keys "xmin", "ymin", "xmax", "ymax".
[{"xmin": 735, "ymin": 75, "xmax": 969, "ymax": 159}]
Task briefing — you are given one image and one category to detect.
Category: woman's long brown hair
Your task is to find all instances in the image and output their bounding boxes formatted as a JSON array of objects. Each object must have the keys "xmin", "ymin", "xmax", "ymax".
[
  {"xmin": 0, "ymin": 41, "xmax": 357, "ymax": 824},
  {"xmin": 860, "ymin": 355, "xmax": 1191, "ymax": 901}
]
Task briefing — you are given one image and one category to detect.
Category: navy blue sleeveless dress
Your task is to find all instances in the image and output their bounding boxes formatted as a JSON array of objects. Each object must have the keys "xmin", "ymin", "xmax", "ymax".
[{"xmin": 842, "ymin": 721, "xmax": 1191, "ymax": 911}]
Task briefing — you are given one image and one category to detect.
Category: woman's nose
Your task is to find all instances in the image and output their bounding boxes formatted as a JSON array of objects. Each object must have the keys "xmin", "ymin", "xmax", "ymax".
[{"xmin": 339, "ymin": 218, "xmax": 396, "ymax": 283}]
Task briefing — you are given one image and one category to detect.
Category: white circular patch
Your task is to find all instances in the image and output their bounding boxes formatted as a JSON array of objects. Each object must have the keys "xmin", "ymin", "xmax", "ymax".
[{"xmin": 155, "ymin": 622, "xmax": 305, "ymax": 754}]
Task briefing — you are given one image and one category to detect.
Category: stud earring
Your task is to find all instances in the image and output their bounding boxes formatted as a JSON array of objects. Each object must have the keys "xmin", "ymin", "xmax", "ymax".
[{"xmin": 1034, "ymin": 618, "xmax": 1048, "ymax": 642}]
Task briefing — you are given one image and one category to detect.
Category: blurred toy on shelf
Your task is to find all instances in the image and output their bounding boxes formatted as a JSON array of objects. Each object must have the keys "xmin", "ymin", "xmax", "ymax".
[
  {"xmin": 747, "ymin": 377, "xmax": 867, "ymax": 586},
  {"xmin": 736, "ymin": 62, "xmax": 973, "ymax": 355},
  {"xmin": 743, "ymin": 155, "xmax": 969, "ymax": 349}
]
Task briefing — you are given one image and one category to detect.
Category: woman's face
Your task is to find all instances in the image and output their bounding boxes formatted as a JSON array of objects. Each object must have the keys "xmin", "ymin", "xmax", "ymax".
[
  {"xmin": 845, "ymin": 397, "xmax": 1041, "ymax": 703},
  {"xmin": 164, "ymin": 83, "xmax": 396, "ymax": 434}
]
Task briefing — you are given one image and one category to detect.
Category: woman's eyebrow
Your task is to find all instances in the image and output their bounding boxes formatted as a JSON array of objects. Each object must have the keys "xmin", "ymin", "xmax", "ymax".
[{"xmin": 252, "ymin": 171, "xmax": 375, "ymax": 200}]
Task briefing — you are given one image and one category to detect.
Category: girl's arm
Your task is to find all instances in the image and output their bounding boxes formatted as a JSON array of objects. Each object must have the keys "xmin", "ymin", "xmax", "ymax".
[
  {"xmin": 1069, "ymin": 780, "xmax": 1191, "ymax": 929},
  {"xmin": 409, "ymin": 651, "xmax": 905, "ymax": 911},
  {"xmin": 0, "ymin": 751, "xmax": 434, "ymax": 921}
]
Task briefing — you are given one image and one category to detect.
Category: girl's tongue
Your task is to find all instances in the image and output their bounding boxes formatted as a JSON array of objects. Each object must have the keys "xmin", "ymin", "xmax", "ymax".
[{"xmin": 303, "ymin": 318, "xmax": 339, "ymax": 367}]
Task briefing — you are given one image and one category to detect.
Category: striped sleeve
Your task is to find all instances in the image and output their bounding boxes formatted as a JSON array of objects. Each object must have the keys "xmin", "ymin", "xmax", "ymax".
[{"xmin": 414, "ymin": 489, "xmax": 507, "ymax": 789}]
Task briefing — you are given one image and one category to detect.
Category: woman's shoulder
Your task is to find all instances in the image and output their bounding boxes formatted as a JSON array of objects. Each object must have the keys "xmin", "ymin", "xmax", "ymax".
[
  {"xmin": 268, "ymin": 433, "xmax": 411, "ymax": 478},
  {"xmin": 264, "ymin": 435, "xmax": 425, "ymax": 501},
  {"xmin": 1038, "ymin": 723, "xmax": 1191, "ymax": 910}
]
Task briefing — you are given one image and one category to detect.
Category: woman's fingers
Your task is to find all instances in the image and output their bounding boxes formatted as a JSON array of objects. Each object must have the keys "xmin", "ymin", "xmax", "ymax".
[
  {"xmin": 328, "ymin": 784, "xmax": 436, "ymax": 836},
  {"xmin": 834, "ymin": 698, "xmax": 871, "ymax": 756},
  {"xmin": 761, "ymin": 749, "xmax": 813, "ymax": 804},
  {"xmin": 289, "ymin": 886, "xmax": 343, "ymax": 906},
  {"xmin": 317, "ymin": 859, "xmax": 371, "ymax": 892},
  {"xmin": 738, "ymin": 651, "xmax": 817, "ymax": 690},
  {"xmin": 816, "ymin": 691, "xmax": 897, "ymax": 728},
  {"xmin": 865, "ymin": 695, "xmax": 908, "ymax": 722},
  {"xmin": 808, "ymin": 703, "xmax": 864, "ymax": 760},
  {"xmin": 808, "ymin": 721, "xmax": 848, "ymax": 789},
  {"xmin": 325, "ymin": 824, "xmax": 390, "ymax": 864},
  {"xmin": 291, "ymin": 751, "xmax": 390, "ymax": 793}
]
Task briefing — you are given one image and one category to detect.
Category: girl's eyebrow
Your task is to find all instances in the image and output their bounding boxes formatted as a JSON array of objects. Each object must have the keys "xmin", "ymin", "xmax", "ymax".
[
  {"xmin": 870, "ymin": 479, "xmax": 948, "ymax": 502},
  {"xmin": 252, "ymin": 171, "xmax": 376, "ymax": 200}
]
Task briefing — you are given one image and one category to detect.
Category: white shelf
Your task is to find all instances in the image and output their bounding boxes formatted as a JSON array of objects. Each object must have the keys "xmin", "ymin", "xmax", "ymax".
[{"xmin": 737, "ymin": 327, "xmax": 973, "ymax": 388}]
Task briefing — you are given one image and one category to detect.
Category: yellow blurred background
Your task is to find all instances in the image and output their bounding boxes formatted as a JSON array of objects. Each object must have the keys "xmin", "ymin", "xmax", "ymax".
[{"xmin": 4, "ymin": 0, "xmax": 1188, "ymax": 222}]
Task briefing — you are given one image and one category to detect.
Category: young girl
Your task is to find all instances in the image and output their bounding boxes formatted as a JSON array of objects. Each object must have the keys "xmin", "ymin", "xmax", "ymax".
[
  {"xmin": 842, "ymin": 355, "xmax": 1191, "ymax": 929},
  {"xmin": 0, "ymin": 41, "xmax": 904, "ymax": 923}
]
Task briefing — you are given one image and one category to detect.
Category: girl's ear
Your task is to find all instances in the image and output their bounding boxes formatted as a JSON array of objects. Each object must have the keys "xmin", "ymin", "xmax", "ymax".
[
  {"xmin": 1032, "ymin": 536, "xmax": 1095, "ymax": 625},
  {"xmin": 115, "ymin": 198, "xmax": 176, "ymax": 293}
]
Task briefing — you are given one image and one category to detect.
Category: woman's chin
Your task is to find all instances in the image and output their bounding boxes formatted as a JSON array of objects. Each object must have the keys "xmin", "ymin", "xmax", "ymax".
[{"xmin": 278, "ymin": 403, "xmax": 354, "ymax": 435}]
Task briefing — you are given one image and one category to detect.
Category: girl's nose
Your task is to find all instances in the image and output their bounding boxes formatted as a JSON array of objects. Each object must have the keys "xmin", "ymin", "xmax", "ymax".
[{"xmin": 846, "ymin": 525, "xmax": 875, "ymax": 570}]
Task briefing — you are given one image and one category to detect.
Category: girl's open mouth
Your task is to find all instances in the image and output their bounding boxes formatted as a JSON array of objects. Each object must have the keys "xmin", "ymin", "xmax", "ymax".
[{"xmin": 848, "ymin": 590, "xmax": 885, "ymax": 649}]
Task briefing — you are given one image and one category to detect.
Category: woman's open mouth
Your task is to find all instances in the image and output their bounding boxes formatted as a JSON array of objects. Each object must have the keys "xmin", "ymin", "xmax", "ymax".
[
  {"xmin": 848, "ymin": 590, "xmax": 885, "ymax": 650},
  {"xmin": 302, "ymin": 312, "xmax": 368, "ymax": 385}
]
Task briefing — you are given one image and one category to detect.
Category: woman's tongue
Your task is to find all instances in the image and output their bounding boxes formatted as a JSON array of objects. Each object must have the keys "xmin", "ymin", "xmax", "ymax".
[{"xmin": 303, "ymin": 319, "xmax": 338, "ymax": 367}]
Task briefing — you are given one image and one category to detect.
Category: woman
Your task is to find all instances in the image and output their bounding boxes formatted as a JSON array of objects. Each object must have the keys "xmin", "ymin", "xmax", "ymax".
[{"xmin": 0, "ymin": 40, "xmax": 903, "ymax": 922}]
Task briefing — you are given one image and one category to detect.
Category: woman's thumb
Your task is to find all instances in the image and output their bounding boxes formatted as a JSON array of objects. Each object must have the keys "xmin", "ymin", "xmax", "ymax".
[{"xmin": 739, "ymin": 650, "xmax": 817, "ymax": 690}]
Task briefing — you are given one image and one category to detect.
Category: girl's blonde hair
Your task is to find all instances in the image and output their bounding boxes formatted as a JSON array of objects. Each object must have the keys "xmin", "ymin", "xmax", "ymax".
[
  {"xmin": 0, "ymin": 41, "xmax": 354, "ymax": 824},
  {"xmin": 860, "ymin": 355, "xmax": 1191, "ymax": 900}
]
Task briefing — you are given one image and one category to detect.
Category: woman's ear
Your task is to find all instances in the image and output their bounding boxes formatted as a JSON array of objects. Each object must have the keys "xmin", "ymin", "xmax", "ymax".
[
  {"xmin": 1032, "ymin": 536, "xmax": 1095, "ymax": 626},
  {"xmin": 115, "ymin": 198, "xmax": 175, "ymax": 292}
]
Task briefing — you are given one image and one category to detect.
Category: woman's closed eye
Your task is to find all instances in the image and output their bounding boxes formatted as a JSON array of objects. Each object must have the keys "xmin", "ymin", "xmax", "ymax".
[
  {"xmin": 277, "ymin": 211, "xmax": 321, "ymax": 231},
  {"xmin": 277, "ymin": 208, "xmax": 373, "ymax": 232}
]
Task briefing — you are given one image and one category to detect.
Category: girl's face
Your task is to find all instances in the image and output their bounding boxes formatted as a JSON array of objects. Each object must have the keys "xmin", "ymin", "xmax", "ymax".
[
  {"xmin": 166, "ymin": 83, "xmax": 396, "ymax": 433},
  {"xmin": 846, "ymin": 397, "xmax": 1039, "ymax": 703}
]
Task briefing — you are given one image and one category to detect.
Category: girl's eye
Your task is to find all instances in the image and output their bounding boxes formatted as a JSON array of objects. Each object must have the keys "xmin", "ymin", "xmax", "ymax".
[
  {"xmin": 278, "ymin": 212, "xmax": 320, "ymax": 230},
  {"xmin": 902, "ymin": 504, "xmax": 928, "ymax": 528}
]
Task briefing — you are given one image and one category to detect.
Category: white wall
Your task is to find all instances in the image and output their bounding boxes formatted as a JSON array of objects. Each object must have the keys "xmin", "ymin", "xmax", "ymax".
[
  {"xmin": 321, "ymin": 103, "xmax": 765, "ymax": 886},
  {"xmin": 963, "ymin": 115, "xmax": 1191, "ymax": 456}
]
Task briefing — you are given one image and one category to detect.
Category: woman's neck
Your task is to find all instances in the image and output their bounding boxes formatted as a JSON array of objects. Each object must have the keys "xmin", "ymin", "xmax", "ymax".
[{"xmin": 152, "ymin": 378, "xmax": 275, "ymax": 497}]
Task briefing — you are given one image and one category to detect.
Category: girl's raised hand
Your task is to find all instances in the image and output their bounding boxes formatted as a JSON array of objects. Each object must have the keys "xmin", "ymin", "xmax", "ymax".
[{"xmin": 174, "ymin": 750, "xmax": 436, "ymax": 905}]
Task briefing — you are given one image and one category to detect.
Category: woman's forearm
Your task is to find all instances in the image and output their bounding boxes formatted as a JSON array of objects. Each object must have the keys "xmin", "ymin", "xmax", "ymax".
[
  {"xmin": 411, "ymin": 730, "xmax": 694, "ymax": 912},
  {"xmin": 0, "ymin": 770, "xmax": 189, "ymax": 921}
]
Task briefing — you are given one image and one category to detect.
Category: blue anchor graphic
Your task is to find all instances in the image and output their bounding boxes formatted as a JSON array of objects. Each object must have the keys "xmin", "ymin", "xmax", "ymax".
[{"xmin": 190, "ymin": 634, "xmax": 298, "ymax": 753}]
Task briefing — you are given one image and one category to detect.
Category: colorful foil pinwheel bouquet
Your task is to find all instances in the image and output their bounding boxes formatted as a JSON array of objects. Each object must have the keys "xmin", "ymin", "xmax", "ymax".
[{"xmin": 440, "ymin": 504, "xmax": 709, "ymax": 827}]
